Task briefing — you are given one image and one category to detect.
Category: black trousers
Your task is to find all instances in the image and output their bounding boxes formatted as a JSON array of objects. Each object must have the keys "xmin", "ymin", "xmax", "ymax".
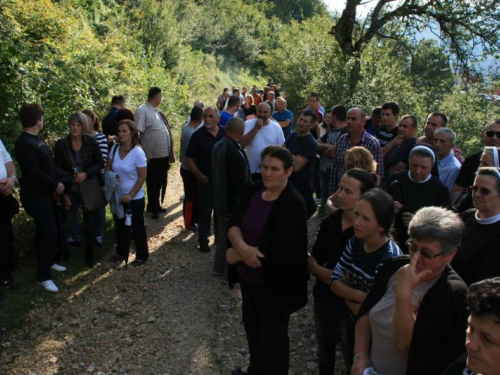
[
  {"xmin": 180, "ymin": 168, "xmax": 198, "ymax": 229},
  {"xmin": 21, "ymin": 194, "xmax": 57, "ymax": 282},
  {"xmin": 290, "ymin": 177, "xmax": 316, "ymax": 219},
  {"xmin": 0, "ymin": 199, "xmax": 15, "ymax": 281},
  {"xmin": 146, "ymin": 157, "xmax": 170, "ymax": 212},
  {"xmin": 240, "ymin": 280, "xmax": 290, "ymax": 375},
  {"xmin": 113, "ymin": 197, "xmax": 148, "ymax": 261}
]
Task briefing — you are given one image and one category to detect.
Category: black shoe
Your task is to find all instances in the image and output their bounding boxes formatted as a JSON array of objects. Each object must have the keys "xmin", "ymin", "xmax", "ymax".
[
  {"xmin": 152, "ymin": 212, "xmax": 160, "ymax": 220},
  {"xmin": 131, "ymin": 258, "xmax": 147, "ymax": 267},
  {"xmin": 187, "ymin": 223, "xmax": 199, "ymax": 232},
  {"xmin": 231, "ymin": 367, "xmax": 248, "ymax": 375},
  {"xmin": 95, "ymin": 238, "xmax": 104, "ymax": 249},
  {"xmin": 147, "ymin": 207, "xmax": 167, "ymax": 213},
  {"xmin": 2, "ymin": 279, "xmax": 19, "ymax": 291},
  {"xmin": 66, "ymin": 238, "xmax": 80, "ymax": 248},
  {"xmin": 198, "ymin": 243, "xmax": 210, "ymax": 253},
  {"xmin": 85, "ymin": 250, "xmax": 95, "ymax": 268},
  {"xmin": 111, "ymin": 254, "xmax": 125, "ymax": 262}
]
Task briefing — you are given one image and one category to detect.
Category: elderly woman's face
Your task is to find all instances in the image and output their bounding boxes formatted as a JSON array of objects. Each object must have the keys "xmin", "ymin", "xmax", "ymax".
[
  {"xmin": 479, "ymin": 152, "xmax": 494, "ymax": 167},
  {"xmin": 409, "ymin": 155, "xmax": 433, "ymax": 182},
  {"xmin": 261, "ymin": 156, "xmax": 291, "ymax": 191},
  {"xmin": 408, "ymin": 238, "xmax": 456, "ymax": 281},
  {"xmin": 69, "ymin": 120, "xmax": 83, "ymax": 138},
  {"xmin": 472, "ymin": 174, "xmax": 500, "ymax": 216}
]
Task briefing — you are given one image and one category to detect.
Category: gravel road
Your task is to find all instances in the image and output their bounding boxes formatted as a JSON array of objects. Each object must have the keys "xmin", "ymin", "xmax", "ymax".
[{"xmin": 0, "ymin": 170, "xmax": 346, "ymax": 374}]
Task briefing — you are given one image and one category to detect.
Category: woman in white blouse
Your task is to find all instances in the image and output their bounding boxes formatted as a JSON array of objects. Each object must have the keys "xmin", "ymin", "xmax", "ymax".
[{"xmin": 106, "ymin": 120, "xmax": 148, "ymax": 267}]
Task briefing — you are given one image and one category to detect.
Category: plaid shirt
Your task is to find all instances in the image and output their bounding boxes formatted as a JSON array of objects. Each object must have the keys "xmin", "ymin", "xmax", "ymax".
[
  {"xmin": 135, "ymin": 102, "xmax": 170, "ymax": 159},
  {"xmin": 329, "ymin": 131, "xmax": 384, "ymax": 192}
]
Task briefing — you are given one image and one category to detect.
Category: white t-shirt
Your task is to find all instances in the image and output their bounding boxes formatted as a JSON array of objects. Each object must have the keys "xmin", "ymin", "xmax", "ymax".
[
  {"xmin": 244, "ymin": 118, "xmax": 285, "ymax": 173},
  {"xmin": 111, "ymin": 145, "xmax": 147, "ymax": 200},
  {"xmin": 0, "ymin": 138, "xmax": 13, "ymax": 180}
]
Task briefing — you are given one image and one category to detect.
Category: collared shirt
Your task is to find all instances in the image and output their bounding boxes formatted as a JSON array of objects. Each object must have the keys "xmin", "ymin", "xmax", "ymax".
[
  {"xmin": 135, "ymin": 102, "xmax": 170, "ymax": 159},
  {"xmin": 437, "ymin": 151, "xmax": 461, "ymax": 192},
  {"xmin": 0, "ymin": 137, "xmax": 13, "ymax": 180},
  {"xmin": 185, "ymin": 126, "xmax": 225, "ymax": 181},
  {"xmin": 272, "ymin": 109, "xmax": 294, "ymax": 138},
  {"xmin": 330, "ymin": 131, "xmax": 384, "ymax": 192}
]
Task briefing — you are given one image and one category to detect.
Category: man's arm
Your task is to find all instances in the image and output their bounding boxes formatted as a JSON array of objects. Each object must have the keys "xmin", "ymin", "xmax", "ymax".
[
  {"xmin": 388, "ymin": 161, "xmax": 407, "ymax": 174},
  {"xmin": 382, "ymin": 135, "xmax": 404, "ymax": 157},
  {"xmin": 240, "ymin": 120, "xmax": 262, "ymax": 148},
  {"xmin": 278, "ymin": 119, "xmax": 291, "ymax": 129},
  {"xmin": 0, "ymin": 161, "xmax": 16, "ymax": 196},
  {"xmin": 292, "ymin": 155, "xmax": 308, "ymax": 172},
  {"xmin": 185, "ymin": 157, "xmax": 208, "ymax": 184}
]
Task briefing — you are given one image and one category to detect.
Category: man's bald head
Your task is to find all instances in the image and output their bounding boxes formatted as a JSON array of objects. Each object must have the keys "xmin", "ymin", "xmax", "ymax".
[{"xmin": 349, "ymin": 107, "xmax": 366, "ymax": 119}]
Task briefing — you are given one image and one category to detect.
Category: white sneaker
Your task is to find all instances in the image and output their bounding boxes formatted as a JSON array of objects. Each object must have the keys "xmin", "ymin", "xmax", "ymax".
[
  {"xmin": 51, "ymin": 263, "xmax": 67, "ymax": 272},
  {"xmin": 38, "ymin": 280, "xmax": 59, "ymax": 293}
]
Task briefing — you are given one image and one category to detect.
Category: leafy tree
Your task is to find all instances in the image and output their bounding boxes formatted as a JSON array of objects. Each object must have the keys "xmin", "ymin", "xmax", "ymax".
[{"xmin": 331, "ymin": 0, "xmax": 500, "ymax": 95}]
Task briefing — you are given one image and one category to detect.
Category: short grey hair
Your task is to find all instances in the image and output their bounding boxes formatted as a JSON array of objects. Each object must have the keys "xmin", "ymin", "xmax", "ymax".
[
  {"xmin": 408, "ymin": 206, "xmax": 465, "ymax": 253},
  {"xmin": 434, "ymin": 127, "xmax": 456, "ymax": 143},
  {"xmin": 204, "ymin": 106, "xmax": 220, "ymax": 118},
  {"xmin": 68, "ymin": 112, "xmax": 91, "ymax": 134}
]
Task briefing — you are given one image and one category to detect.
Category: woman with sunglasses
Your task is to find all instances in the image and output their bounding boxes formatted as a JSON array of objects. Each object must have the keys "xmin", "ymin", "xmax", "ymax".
[
  {"xmin": 452, "ymin": 167, "xmax": 500, "ymax": 285},
  {"xmin": 351, "ymin": 207, "xmax": 468, "ymax": 375}
]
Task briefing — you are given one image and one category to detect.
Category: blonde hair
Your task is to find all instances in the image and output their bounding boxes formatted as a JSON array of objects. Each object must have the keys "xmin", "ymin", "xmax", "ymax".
[
  {"xmin": 68, "ymin": 112, "xmax": 91, "ymax": 134},
  {"xmin": 345, "ymin": 146, "xmax": 377, "ymax": 173}
]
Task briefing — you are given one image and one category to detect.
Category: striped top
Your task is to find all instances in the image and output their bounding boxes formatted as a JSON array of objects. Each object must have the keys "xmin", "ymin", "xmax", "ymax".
[
  {"xmin": 94, "ymin": 132, "xmax": 108, "ymax": 174},
  {"xmin": 330, "ymin": 236, "xmax": 402, "ymax": 293}
]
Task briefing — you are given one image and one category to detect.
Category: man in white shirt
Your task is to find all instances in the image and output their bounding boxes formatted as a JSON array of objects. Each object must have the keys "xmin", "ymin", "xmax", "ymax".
[
  {"xmin": 241, "ymin": 102, "xmax": 285, "ymax": 181},
  {"xmin": 135, "ymin": 87, "xmax": 175, "ymax": 219}
]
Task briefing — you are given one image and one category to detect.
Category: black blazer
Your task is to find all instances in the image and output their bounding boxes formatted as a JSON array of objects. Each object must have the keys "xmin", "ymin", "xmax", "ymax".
[
  {"xmin": 54, "ymin": 134, "xmax": 104, "ymax": 191},
  {"xmin": 358, "ymin": 256, "xmax": 468, "ymax": 375},
  {"xmin": 228, "ymin": 181, "xmax": 309, "ymax": 317}
]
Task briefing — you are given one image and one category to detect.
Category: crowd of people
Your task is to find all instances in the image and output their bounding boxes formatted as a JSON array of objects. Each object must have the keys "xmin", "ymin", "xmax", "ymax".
[{"xmin": 1, "ymin": 81, "xmax": 500, "ymax": 375}]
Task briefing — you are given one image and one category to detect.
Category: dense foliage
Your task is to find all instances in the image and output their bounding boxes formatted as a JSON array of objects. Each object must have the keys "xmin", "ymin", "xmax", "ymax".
[{"xmin": 0, "ymin": 0, "xmax": 498, "ymax": 158}]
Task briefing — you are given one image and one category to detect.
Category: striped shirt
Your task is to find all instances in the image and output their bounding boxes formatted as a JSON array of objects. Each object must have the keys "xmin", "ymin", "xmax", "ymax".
[
  {"xmin": 329, "ymin": 131, "xmax": 384, "ymax": 192},
  {"xmin": 330, "ymin": 236, "xmax": 402, "ymax": 293},
  {"xmin": 135, "ymin": 102, "xmax": 170, "ymax": 159},
  {"xmin": 377, "ymin": 125, "xmax": 399, "ymax": 147},
  {"xmin": 94, "ymin": 132, "xmax": 108, "ymax": 174}
]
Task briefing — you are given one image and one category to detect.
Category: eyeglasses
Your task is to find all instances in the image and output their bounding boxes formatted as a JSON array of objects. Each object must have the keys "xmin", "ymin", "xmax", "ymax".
[
  {"xmin": 406, "ymin": 240, "xmax": 446, "ymax": 259},
  {"xmin": 486, "ymin": 131, "xmax": 500, "ymax": 138}
]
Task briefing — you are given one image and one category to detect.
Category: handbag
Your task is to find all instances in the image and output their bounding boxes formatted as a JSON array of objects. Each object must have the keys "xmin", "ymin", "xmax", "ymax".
[{"xmin": 66, "ymin": 138, "xmax": 107, "ymax": 212}]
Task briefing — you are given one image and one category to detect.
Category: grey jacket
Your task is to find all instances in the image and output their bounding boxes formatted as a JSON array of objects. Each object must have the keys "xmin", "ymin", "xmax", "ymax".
[{"xmin": 104, "ymin": 170, "xmax": 124, "ymax": 219}]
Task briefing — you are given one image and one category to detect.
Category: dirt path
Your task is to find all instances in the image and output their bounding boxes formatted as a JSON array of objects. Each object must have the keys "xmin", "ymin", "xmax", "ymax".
[{"xmin": 0, "ymin": 170, "xmax": 345, "ymax": 374}]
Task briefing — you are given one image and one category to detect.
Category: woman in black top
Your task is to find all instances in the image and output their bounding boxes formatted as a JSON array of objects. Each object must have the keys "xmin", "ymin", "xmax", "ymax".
[
  {"xmin": 226, "ymin": 146, "xmax": 308, "ymax": 375},
  {"xmin": 241, "ymin": 95, "xmax": 257, "ymax": 120},
  {"xmin": 54, "ymin": 112, "xmax": 103, "ymax": 267},
  {"xmin": 308, "ymin": 168, "xmax": 377, "ymax": 375},
  {"xmin": 452, "ymin": 167, "xmax": 500, "ymax": 285}
]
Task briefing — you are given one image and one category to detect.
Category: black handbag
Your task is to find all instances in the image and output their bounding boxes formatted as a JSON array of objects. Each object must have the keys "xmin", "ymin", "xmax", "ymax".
[
  {"xmin": 66, "ymin": 139, "xmax": 106, "ymax": 212},
  {"xmin": 0, "ymin": 194, "xmax": 19, "ymax": 220}
]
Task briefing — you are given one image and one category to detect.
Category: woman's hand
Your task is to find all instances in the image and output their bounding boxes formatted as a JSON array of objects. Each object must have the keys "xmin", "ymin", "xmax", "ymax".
[
  {"xmin": 63, "ymin": 194, "xmax": 72, "ymax": 210},
  {"xmin": 396, "ymin": 251, "xmax": 432, "ymax": 292},
  {"xmin": 74, "ymin": 172, "xmax": 87, "ymax": 184},
  {"xmin": 325, "ymin": 190, "xmax": 340, "ymax": 215},
  {"xmin": 351, "ymin": 353, "xmax": 372, "ymax": 375},
  {"xmin": 121, "ymin": 193, "xmax": 133, "ymax": 204},
  {"xmin": 239, "ymin": 243, "xmax": 265, "ymax": 268},
  {"xmin": 226, "ymin": 247, "xmax": 243, "ymax": 265},
  {"xmin": 307, "ymin": 253, "xmax": 318, "ymax": 274}
]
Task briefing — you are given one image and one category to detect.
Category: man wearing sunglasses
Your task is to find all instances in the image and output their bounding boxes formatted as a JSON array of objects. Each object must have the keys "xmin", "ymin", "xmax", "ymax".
[{"xmin": 453, "ymin": 119, "xmax": 500, "ymax": 197}]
